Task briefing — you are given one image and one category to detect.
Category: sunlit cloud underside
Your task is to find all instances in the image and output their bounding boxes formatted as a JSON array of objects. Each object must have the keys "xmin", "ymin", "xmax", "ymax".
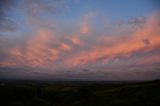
[{"xmin": 0, "ymin": 0, "xmax": 160, "ymax": 80}]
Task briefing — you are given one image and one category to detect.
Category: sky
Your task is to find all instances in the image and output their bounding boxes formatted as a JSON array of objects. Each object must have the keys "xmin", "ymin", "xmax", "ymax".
[{"xmin": 0, "ymin": 0, "xmax": 160, "ymax": 80}]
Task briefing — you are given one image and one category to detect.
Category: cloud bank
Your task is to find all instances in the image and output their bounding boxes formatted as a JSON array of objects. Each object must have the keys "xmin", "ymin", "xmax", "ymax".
[{"xmin": 0, "ymin": 0, "xmax": 160, "ymax": 80}]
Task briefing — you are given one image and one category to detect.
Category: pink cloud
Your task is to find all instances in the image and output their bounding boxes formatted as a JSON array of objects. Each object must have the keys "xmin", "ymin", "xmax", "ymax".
[{"xmin": 0, "ymin": 13, "xmax": 160, "ymax": 70}]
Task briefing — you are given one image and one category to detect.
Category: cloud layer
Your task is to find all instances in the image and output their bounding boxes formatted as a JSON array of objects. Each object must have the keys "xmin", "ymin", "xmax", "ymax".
[{"xmin": 0, "ymin": 0, "xmax": 160, "ymax": 80}]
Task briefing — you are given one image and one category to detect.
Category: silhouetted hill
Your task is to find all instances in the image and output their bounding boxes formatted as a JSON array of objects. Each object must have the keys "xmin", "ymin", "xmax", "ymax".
[{"xmin": 0, "ymin": 79, "xmax": 160, "ymax": 106}]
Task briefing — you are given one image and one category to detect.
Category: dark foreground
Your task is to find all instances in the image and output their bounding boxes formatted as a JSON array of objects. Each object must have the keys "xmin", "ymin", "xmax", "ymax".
[{"xmin": 0, "ymin": 79, "xmax": 160, "ymax": 106}]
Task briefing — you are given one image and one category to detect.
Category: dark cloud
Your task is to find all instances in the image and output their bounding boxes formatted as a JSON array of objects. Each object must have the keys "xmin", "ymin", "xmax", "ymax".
[
  {"xmin": 0, "ymin": 0, "xmax": 64, "ymax": 32},
  {"xmin": 0, "ymin": 0, "xmax": 16, "ymax": 32},
  {"xmin": 24, "ymin": 0, "xmax": 63, "ymax": 14},
  {"xmin": 143, "ymin": 39, "xmax": 151, "ymax": 46},
  {"xmin": 128, "ymin": 16, "xmax": 146, "ymax": 27},
  {"xmin": 116, "ymin": 16, "xmax": 146, "ymax": 29}
]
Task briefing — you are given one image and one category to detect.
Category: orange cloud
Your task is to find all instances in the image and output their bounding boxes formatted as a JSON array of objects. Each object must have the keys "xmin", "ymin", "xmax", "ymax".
[
  {"xmin": 25, "ymin": 29, "xmax": 59, "ymax": 67},
  {"xmin": 0, "ymin": 47, "xmax": 25, "ymax": 67},
  {"xmin": 0, "ymin": 13, "xmax": 160, "ymax": 69},
  {"xmin": 65, "ymin": 13, "xmax": 160, "ymax": 66},
  {"xmin": 69, "ymin": 36, "xmax": 83, "ymax": 46},
  {"xmin": 80, "ymin": 22, "xmax": 90, "ymax": 34},
  {"xmin": 0, "ymin": 29, "xmax": 59, "ymax": 68},
  {"xmin": 80, "ymin": 12, "xmax": 95, "ymax": 35},
  {"xmin": 60, "ymin": 43, "xmax": 72, "ymax": 51}
]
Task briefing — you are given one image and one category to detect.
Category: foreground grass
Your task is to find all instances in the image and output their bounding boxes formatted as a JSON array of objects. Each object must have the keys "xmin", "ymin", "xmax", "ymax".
[{"xmin": 0, "ymin": 80, "xmax": 160, "ymax": 106}]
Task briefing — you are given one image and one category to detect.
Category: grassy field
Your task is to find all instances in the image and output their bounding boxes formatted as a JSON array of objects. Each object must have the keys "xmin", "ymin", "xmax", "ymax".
[{"xmin": 0, "ymin": 79, "xmax": 160, "ymax": 106}]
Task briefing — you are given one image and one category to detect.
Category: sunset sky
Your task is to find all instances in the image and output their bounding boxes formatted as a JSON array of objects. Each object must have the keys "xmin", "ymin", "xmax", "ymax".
[{"xmin": 0, "ymin": 0, "xmax": 160, "ymax": 80}]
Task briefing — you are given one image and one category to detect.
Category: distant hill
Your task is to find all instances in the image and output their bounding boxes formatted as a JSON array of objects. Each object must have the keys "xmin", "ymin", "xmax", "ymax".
[{"xmin": 0, "ymin": 79, "xmax": 160, "ymax": 106}]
